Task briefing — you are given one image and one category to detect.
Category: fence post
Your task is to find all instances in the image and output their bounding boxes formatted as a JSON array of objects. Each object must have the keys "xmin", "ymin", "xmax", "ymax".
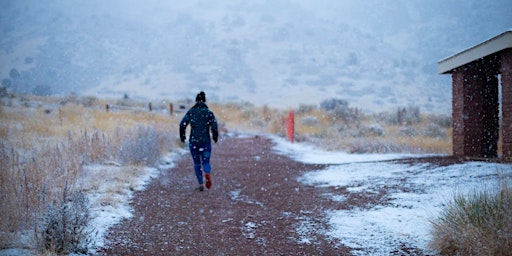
[
  {"xmin": 106, "ymin": 104, "xmax": 110, "ymax": 112},
  {"xmin": 287, "ymin": 110, "xmax": 294, "ymax": 143},
  {"xmin": 169, "ymin": 103, "xmax": 173, "ymax": 115},
  {"xmin": 149, "ymin": 102, "xmax": 152, "ymax": 111}
]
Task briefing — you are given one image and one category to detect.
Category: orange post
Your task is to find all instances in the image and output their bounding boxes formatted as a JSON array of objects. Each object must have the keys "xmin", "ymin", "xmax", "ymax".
[{"xmin": 287, "ymin": 110, "xmax": 294, "ymax": 143}]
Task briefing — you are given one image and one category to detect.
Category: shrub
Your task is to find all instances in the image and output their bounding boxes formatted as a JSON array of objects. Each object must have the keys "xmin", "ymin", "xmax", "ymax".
[
  {"xmin": 349, "ymin": 138, "xmax": 403, "ymax": 153},
  {"xmin": 396, "ymin": 126, "xmax": 419, "ymax": 137},
  {"xmin": 297, "ymin": 104, "xmax": 315, "ymax": 114},
  {"xmin": 320, "ymin": 98, "xmax": 348, "ymax": 111},
  {"xmin": 403, "ymin": 106, "xmax": 421, "ymax": 125},
  {"xmin": 426, "ymin": 114, "xmax": 452, "ymax": 128},
  {"xmin": 430, "ymin": 182, "xmax": 512, "ymax": 255},
  {"xmin": 117, "ymin": 125, "xmax": 162, "ymax": 166},
  {"xmin": 77, "ymin": 96, "xmax": 98, "ymax": 107},
  {"xmin": 0, "ymin": 85, "xmax": 7, "ymax": 97},
  {"xmin": 300, "ymin": 116, "xmax": 319, "ymax": 126},
  {"xmin": 40, "ymin": 184, "xmax": 95, "ymax": 254},
  {"xmin": 423, "ymin": 123, "xmax": 447, "ymax": 138},
  {"xmin": 361, "ymin": 123, "xmax": 385, "ymax": 137},
  {"xmin": 1, "ymin": 95, "xmax": 177, "ymax": 252}
]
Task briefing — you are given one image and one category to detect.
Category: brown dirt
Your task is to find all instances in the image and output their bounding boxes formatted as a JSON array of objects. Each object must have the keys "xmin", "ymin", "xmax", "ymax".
[{"xmin": 97, "ymin": 135, "xmax": 349, "ymax": 255}]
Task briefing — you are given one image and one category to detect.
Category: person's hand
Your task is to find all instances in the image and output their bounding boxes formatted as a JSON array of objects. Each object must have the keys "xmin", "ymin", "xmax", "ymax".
[
  {"xmin": 180, "ymin": 136, "xmax": 186, "ymax": 143},
  {"xmin": 213, "ymin": 134, "xmax": 218, "ymax": 143}
]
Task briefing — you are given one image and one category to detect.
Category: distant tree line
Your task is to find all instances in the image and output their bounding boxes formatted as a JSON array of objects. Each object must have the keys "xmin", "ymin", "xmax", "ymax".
[{"xmin": 1, "ymin": 67, "xmax": 53, "ymax": 96}]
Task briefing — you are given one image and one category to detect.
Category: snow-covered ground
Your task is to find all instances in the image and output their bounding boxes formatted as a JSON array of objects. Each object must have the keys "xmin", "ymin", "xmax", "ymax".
[
  {"xmin": 271, "ymin": 135, "xmax": 512, "ymax": 255},
  {"xmin": 0, "ymin": 151, "xmax": 185, "ymax": 256},
  {"xmin": 2, "ymin": 134, "xmax": 510, "ymax": 256},
  {"xmin": 83, "ymin": 151, "xmax": 185, "ymax": 251}
]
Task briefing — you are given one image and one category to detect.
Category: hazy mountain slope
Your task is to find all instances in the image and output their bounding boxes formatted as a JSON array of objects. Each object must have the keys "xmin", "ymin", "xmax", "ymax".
[{"xmin": 1, "ymin": 0, "xmax": 511, "ymax": 113}]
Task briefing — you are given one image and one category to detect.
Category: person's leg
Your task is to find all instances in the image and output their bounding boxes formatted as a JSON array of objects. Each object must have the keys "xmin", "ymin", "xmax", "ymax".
[
  {"xmin": 189, "ymin": 143, "xmax": 203, "ymax": 185},
  {"xmin": 200, "ymin": 144, "xmax": 212, "ymax": 188},
  {"xmin": 200, "ymin": 144, "xmax": 212, "ymax": 173}
]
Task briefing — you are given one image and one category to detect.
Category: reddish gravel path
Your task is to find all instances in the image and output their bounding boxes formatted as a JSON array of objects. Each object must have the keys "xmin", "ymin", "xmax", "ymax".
[{"xmin": 98, "ymin": 135, "xmax": 350, "ymax": 255}]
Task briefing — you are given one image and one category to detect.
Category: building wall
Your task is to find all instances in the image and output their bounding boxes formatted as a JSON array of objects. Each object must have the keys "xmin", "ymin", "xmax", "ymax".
[
  {"xmin": 452, "ymin": 54, "xmax": 501, "ymax": 158},
  {"xmin": 452, "ymin": 70, "xmax": 465, "ymax": 157},
  {"xmin": 501, "ymin": 48, "xmax": 512, "ymax": 160}
]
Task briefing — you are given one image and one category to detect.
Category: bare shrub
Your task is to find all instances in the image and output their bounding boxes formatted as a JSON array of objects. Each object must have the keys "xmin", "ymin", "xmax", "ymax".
[
  {"xmin": 320, "ymin": 98, "xmax": 362, "ymax": 126},
  {"xmin": 59, "ymin": 94, "xmax": 78, "ymax": 105},
  {"xmin": 403, "ymin": 106, "xmax": 421, "ymax": 125},
  {"xmin": 320, "ymin": 98, "xmax": 348, "ymax": 111},
  {"xmin": 297, "ymin": 104, "xmax": 315, "ymax": 114},
  {"xmin": 375, "ymin": 111, "xmax": 397, "ymax": 125},
  {"xmin": 117, "ymin": 125, "xmax": 162, "ymax": 166},
  {"xmin": 396, "ymin": 126, "xmax": 420, "ymax": 137},
  {"xmin": 423, "ymin": 123, "xmax": 447, "ymax": 138},
  {"xmin": 349, "ymin": 138, "xmax": 404, "ymax": 153},
  {"xmin": 430, "ymin": 182, "xmax": 512, "ymax": 255},
  {"xmin": 0, "ymin": 85, "xmax": 7, "ymax": 97},
  {"xmin": 426, "ymin": 114, "xmax": 452, "ymax": 128},
  {"xmin": 360, "ymin": 123, "xmax": 385, "ymax": 137},
  {"xmin": 388, "ymin": 106, "xmax": 423, "ymax": 125},
  {"xmin": 40, "ymin": 184, "xmax": 95, "ymax": 254},
  {"xmin": 300, "ymin": 116, "xmax": 319, "ymax": 126},
  {"xmin": 77, "ymin": 96, "xmax": 98, "ymax": 107},
  {"xmin": 2, "ymin": 95, "xmax": 178, "ymax": 252},
  {"xmin": 0, "ymin": 137, "xmax": 83, "ymax": 252}
]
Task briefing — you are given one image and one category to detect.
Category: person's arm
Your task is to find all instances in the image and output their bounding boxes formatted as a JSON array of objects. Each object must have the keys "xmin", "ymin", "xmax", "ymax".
[
  {"xmin": 179, "ymin": 113, "xmax": 190, "ymax": 142},
  {"xmin": 210, "ymin": 112, "xmax": 218, "ymax": 143}
]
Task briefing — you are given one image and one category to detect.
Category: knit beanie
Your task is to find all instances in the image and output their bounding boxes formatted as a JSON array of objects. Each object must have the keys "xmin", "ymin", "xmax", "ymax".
[{"xmin": 196, "ymin": 91, "xmax": 206, "ymax": 102}]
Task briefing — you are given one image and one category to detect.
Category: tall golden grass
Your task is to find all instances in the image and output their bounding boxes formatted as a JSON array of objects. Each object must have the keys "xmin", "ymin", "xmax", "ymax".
[
  {"xmin": 211, "ymin": 101, "xmax": 452, "ymax": 154},
  {"xmin": 0, "ymin": 95, "xmax": 178, "ymax": 252}
]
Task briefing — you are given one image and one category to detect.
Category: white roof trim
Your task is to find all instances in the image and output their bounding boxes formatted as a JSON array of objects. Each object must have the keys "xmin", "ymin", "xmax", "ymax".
[{"xmin": 438, "ymin": 30, "xmax": 512, "ymax": 74}]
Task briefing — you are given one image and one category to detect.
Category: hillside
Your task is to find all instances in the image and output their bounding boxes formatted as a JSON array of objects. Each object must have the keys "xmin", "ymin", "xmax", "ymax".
[{"xmin": 1, "ymin": 0, "xmax": 511, "ymax": 114}]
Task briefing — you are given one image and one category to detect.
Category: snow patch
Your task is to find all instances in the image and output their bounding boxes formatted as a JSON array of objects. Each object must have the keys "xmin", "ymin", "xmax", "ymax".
[
  {"xmin": 272, "ymin": 136, "xmax": 512, "ymax": 255},
  {"xmin": 81, "ymin": 151, "xmax": 182, "ymax": 251}
]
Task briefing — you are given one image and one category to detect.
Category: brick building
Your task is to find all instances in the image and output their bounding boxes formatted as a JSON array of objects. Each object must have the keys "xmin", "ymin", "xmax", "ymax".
[{"xmin": 439, "ymin": 30, "xmax": 512, "ymax": 160}]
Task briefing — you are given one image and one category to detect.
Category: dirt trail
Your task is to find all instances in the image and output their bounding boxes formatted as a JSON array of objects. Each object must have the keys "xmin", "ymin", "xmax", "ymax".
[{"xmin": 98, "ymin": 135, "xmax": 349, "ymax": 255}]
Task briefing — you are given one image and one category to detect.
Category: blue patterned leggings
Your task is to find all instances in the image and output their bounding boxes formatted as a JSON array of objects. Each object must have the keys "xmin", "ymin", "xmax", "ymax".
[{"xmin": 189, "ymin": 143, "xmax": 212, "ymax": 185}]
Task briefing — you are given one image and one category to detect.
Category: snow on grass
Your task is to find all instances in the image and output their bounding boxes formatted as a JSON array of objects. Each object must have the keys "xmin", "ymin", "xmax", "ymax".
[
  {"xmin": 271, "ymin": 136, "xmax": 512, "ymax": 255},
  {"xmin": 80, "ymin": 151, "xmax": 183, "ymax": 252},
  {"xmin": 270, "ymin": 135, "xmax": 427, "ymax": 164}
]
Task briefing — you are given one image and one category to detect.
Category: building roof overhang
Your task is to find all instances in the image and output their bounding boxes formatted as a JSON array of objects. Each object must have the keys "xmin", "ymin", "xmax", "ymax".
[{"xmin": 438, "ymin": 30, "xmax": 512, "ymax": 74}]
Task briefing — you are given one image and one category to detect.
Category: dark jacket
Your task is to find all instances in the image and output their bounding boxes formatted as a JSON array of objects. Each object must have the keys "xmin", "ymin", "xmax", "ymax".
[{"xmin": 180, "ymin": 102, "xmax": 218, "ymax": 145}]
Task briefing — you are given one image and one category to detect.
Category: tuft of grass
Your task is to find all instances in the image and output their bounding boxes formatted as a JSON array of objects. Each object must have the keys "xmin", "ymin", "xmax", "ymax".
[{"xmin": 430, "ymin": 181, "xmax": 512, "ymax": 255}]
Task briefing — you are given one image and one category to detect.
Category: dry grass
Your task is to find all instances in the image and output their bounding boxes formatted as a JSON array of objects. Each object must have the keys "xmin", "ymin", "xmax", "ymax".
[
  {"xmin": 210, "ymin": 102, "xmax": 452, "ymax": 154},
  {"xmin": 1, "ymin": 94, "xmax": 453, "ymax": 252},
  {"xmin": 430, "ymin": 181, "xmax": 512, "ymax": 255},
  {"xmin": 0, "ymin": 95, "xmax": 178, "ymax": 252}
]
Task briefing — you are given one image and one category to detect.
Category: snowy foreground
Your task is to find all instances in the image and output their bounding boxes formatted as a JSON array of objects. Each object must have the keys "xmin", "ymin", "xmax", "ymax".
[
  {"xmin": 271, "ymin": 135, "xmax": 512, "ymax": 255},
  {"xmin": 2, "ymin": 134, "xmax": 510, "ymax": 256}
]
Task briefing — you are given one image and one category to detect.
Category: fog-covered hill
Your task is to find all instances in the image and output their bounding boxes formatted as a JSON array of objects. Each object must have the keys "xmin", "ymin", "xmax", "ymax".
[{"xmin": 1, "ymin": 0, "xmax": 511, "ymax": 113}]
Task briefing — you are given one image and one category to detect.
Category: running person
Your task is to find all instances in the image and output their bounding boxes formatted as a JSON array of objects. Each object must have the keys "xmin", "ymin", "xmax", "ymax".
[{"xmin": 179, "ymin": 91, "xmax": 218, "ymax": 191}]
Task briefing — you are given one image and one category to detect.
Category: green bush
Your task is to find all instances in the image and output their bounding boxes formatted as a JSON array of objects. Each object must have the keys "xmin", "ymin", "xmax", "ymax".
[{"xmin": 430, "ymin": 182, "xmax": 512, "ymax": 255}]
